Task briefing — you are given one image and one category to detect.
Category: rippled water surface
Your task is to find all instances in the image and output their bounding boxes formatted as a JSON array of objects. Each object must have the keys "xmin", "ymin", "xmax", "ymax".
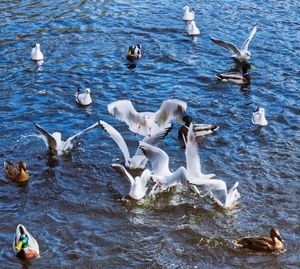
[{"xmin": 0, "ymin": 0, "xmax": 299, "ymax": 268}]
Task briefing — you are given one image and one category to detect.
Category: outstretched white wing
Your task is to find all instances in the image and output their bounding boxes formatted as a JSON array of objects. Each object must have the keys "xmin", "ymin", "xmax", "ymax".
[
  {"xmin": 155, "ymin": 99, "xmax": 187, "ymax": 127},
  {"xmin": 63, "ymin": 122, "xmax": 98, "ymax": 150},
  {"xmin": 210, "ymin": 37, "xmax": 241, "ymax": 56},
  {"xmin": 35, "ymin": 123, "xmax": 57, "ymax": 150},
  {"xmin": 98, "ymin": 120, "xmax": 131, "ymax": 166},
  {"xmin": 139, "ymin": 141, "xmax": 171, "ymax": 176},
  {"xmin": 241, "ymin": 24, "xmax": 257, "ymax": 51},
  {"xmin": 111, "ymin": 164, "xmax": 134, "ymax": 185},
  {"xmin": 107, "ymin": 100, "xmax": 141, "ymax": 133}
]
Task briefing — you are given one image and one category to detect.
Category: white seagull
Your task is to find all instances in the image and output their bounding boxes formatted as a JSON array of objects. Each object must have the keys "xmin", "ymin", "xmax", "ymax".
[
  {"xmin": 35, "ymin": 122, "xmax": 98, "ymax": 155},
  {"xmin": 139, "ymin": 141, "xmax": 189, "ymax": 193},
  {"xmin": 107, "ymin": 99, "xmax": 187, "ymax": 137},
  {"xmin": 187, "ymin": 21, "xmax": 200, "ymax": 36},
  {"xmin": 182, "ymin": 5, "xmax": 195, "ymax": 21},
  {"xmin": 31, "ymin": 43, "xmax": 44, "ymax": 61},
  {"xmin": 74, "ymin": 88, "xmax": 92, "ymax": 106},
  {"xmin": 185, "ymin": 123, "xmax": 240, "ymax": 209},
  {"xmin": 111, "ymin": 164, "xmax": 152, "ymax": 200},
  {"xmin": 210, "ymin": 24, "xmax": 257, "ymax": 61},
  {"xmin": 98, "ymin": 120, "xmax": 172, "ymax": 170},
  {"xmin": 252, "ymin": 107, "xmax": 268, "ymax": 127}
]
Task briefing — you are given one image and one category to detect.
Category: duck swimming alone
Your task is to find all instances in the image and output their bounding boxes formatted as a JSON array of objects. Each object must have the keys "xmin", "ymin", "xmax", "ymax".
[
  {"xmin": 216, "ymin": 62, "xmax": 255, "ymax": 85},
  {"xmin": 210, "ymin": 24, "xmax": 257, "ymax": 62},
  {"xmin": 4, "ymin": 160, "xmax": 29, "ymax": 182},
  {"xmin": 176, "ymin": 115, "xmax": 219, "ymax": 141},
  {"xmin": 236, "ymin": 228, "xmax": 284, "ymax": 253},
  {"xmin": 74, "ymin": 88, "xmax": 92, "ymax": 106},
  {"xmin": 252, "ymin": 107, "xmax": 268, "ymax": 126},
  {"xmin": 13, "ymin": 224, "xmax": 40, "ymax": 260},
  {"xmin": 126, "ymin": 45, "xmax": 142, "ymax": 62},
  {"xmin": 31, "ymin": 43, "xmax": 44, "ymax": 61}
]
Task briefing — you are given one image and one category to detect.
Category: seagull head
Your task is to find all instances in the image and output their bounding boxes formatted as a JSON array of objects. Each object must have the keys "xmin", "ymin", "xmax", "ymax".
[{"xmin": 85, "ymin": 88, "xmax": 91, "ymax": 94}]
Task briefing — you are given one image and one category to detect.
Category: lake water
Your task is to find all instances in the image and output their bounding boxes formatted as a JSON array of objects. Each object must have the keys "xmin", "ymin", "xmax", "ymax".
[{"xmin": 0, "ymin": 0, "xmax": 299, "ymax": 268}]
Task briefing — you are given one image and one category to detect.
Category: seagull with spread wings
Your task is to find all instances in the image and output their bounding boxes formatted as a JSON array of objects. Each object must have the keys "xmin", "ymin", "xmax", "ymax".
[
  {"xmin": 35, "ymin": 122, "xmax": 98, "ymax": 155},
  {"xmin": 107, "ymin": 99, "xmax": 187, "ymax": 137},
  {"xmin": 210, "ymin": 24, "xmax": 257, "ymax": 62}
]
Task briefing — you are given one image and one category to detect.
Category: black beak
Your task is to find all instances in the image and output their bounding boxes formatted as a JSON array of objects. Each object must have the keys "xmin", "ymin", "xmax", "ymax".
[{"xmin": 253, "ymin": 106, "xmax": 259, "ymax": 113}]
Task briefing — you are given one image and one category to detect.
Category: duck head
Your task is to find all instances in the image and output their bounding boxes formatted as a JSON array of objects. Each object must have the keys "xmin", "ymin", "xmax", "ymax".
[
  {"xmin": 242, "ymin": 62, "xmax": 255, "ymax": 74},
  {"xmin": 19, "ymin": 161, "xmax": 27, "ymax": 172},
  {"xmin": 15, "ymin": 225, "xmax": 29, "ymax": 251},
  {"xmin": 270, "ymin": 228, "xmax": 282, "ymax": 243},
  {"xmin": 176, "ymin": 115, "xmax": 193, "ymax": 126}
]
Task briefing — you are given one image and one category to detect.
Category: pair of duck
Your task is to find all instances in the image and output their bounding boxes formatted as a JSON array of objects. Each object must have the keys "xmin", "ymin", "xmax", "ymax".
[{"xmin": 12, "ymin": 224, "xmax": 283, "ymax": 262}]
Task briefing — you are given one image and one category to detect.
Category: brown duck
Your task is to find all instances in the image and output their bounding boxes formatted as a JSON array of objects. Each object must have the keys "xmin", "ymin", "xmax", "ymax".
[
  {"xmin": 4, "ymin": 161, "xmax": 29, "ymax": 182},
  {"xmin": 236, "ymin": 228, "xmax": 284, "ymax": 252}
]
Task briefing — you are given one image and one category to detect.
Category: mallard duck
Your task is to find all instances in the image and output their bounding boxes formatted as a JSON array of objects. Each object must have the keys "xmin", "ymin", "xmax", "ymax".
[
  {"xmin": 216, "ymin": 62, "xmax": 255, "ymax": 85},
  {"xmin": 107, "ymin": 99, "xmax": 186, "ymax": 137},
  {"xmin": 74, "ymin": 88, "xmax": 92, "ymax": 106},
  {"xmin": 252, "ymin": 106, "xmax": 268, "ymax": 126},
  {"xmin": 31, "ymin": 43, "xmax": 44, "ymax": 61},
  {"xmin": 126, "ymin": 45, "xmax": 142, "ymax": 62},
  {"xmin": 236, "ymin": 228, "xmax": 284, "ymax": 252},
  {"xmin": 4, "ymin": 161, "xmax": 29, "ymax": 182},
  {"xmin": 210, "ymin": 24, "xmax": 257, "ymax": 61},
  {"xmin": 13, "ymin": 224, "xmax": 40, "ymax": 260},
  {"xmin": 35, "ymin": 122, "xmax": 98, "ymax": 155},
  {"xmin": 176, "ymin": 115, "xmax": 219, "ymax": 141},
  {"xmin": 182, "ymin": 5, "xmax": 195, "ymax": 21},
  {"xmin": 187, "ymin": 21, "xmax": 200, "ymax": 36}
]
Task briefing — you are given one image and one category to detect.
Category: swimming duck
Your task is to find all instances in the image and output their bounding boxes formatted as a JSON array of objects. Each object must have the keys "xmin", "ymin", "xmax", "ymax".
[
  {"xmin": 74, "ymin": 88, "xmax": 92, "ymax": 106},
  {"xmin": 216, "ymin": 62, "xmax": 255, "ymax": 85},
  {"xmin": 252, "ymin": 107, "xmax": 268, "ymax": 126},
  {"xmin": 176, "ymin": 115, "xmax": 219, "ymax": 141},
  {"xmin": 108, "ymin": 99, "xmax": 186, "ymax": 137},
  {"xmin": 126, "ymin": 45, "xmax": 142, "ymax": 62},
  {"xmin": 13, "ymin": 224, "xmax": 40, "ymax": 260},
  {"xmin": 4, "ymin": 160, "xmax": 29, "ymax": 182},
  {"xmin": 31, "ymin": 43, "xmax": 44, "ymax": 61},
  {"xmin": 236, "ymin": 228, "xmax": 284, "ymax": 252},
  {"xmin": 182, "ymin": 5, "xmax": 195, "ymax": 21},
  {"xmin": 187, "ymin": 21, "xmax": 200, "ymax": 36},
  {"xmin": 210, "ymin": 24, "xmax": 257, "ymax": 62}
]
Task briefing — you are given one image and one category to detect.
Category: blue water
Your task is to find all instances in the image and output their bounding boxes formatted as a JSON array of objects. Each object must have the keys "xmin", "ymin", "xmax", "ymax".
[{"xmin": 0, "ymin": 0, "xmax": 299, "ymax": 268}]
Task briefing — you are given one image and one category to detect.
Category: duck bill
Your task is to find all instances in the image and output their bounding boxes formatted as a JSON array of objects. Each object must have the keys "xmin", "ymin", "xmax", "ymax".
[
  {"xmin": 16, "ymin": 240, "xmax": 23, "ymax": 251},
  {"xmin": 176, "ymin": 119, "xmax": 184, "ymax": 124}
]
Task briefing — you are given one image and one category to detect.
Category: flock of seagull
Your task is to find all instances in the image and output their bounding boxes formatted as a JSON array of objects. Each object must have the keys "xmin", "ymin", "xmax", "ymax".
[{"xmin": 4, "ymin": 4, "xmax": 282, "ymax": 263}]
